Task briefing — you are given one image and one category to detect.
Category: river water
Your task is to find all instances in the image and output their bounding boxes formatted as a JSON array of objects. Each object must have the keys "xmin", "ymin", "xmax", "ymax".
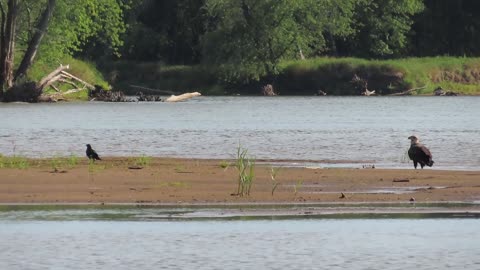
[
  {"xmin": 1, "ymin": 215, "xmax": 479, "ymax": 269},
  {"xmin": 1, "ymin": 96, "xmax": 479, "ymax": 169}
]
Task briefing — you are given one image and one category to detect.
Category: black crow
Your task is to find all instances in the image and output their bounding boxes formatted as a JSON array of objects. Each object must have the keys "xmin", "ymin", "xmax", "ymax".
[
  {"xmin": 86, "ymin": 144, "xmax": 101, "ymax": 161},
  {"xmin": 408, "ymin": 135, "xmax": 434, "ymax": 169}
]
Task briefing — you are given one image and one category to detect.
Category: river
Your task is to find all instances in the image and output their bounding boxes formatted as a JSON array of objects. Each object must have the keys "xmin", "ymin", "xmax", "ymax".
[
  {"xmin": 1, "ymin": 208, "xmax": 479, "ymax": 270},
  {"xmin": 1, "ymin": 96, "xmax": 479, "ymax": 169}
]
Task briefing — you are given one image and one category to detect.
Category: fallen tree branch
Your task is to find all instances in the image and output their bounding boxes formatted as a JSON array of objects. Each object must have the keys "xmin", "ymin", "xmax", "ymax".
[
  {"xmin": 165, "ymin": 92, "xmax": 202, "ymax": 102},
  {"xmin": 60, "ymin": 71, "xmax": 95, "ymax": 90},
  {"xmin": 50, "ymin": 84, "xmax": 60, "ymax": 92},
  {"xmin": 129, "ymin": 84, "xmax": 175, "ymax": 95},
  {"xmin": 389, "ymin": 86, "xmax": 426, "ymax": 96},
  {"xmin": 41, "ymin": 74, "xmax": 63, "ymax": 90},
  {"xmin": 37, "ymin": 64, "xmax": 69, "ymax": 90}
]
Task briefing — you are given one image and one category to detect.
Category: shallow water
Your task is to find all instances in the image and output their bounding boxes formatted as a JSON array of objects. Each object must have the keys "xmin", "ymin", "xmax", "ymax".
[
  {"xmin": 1, "ymin": 96, "xmax": 479, "ymax": 169},
  {"xmin": 1, "ymin": 217, "xmax": 479, "ymax": 269}
]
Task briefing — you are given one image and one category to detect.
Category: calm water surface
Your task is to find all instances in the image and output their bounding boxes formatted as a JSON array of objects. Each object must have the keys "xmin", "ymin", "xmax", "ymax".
[
  {"xmin": 1, "ymin": 218, "xmax": 479, "ymax": 269},
  {"xmin": 1, "ymin": 96, "xmax": 479, "ymax": 169}
]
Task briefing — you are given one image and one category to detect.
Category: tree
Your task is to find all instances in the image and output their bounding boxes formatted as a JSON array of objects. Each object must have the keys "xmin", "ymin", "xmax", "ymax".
[
  {"xmin": 0, "ymin": 0, "xmax": 128, "ymax": 101},
  {"xmin": 119, "ymin": 0, "xmax": 207, "ymax": 64},
  {"xmin": 338, "ymin": 0, "xmax": 424, "ymax": 58},
  {"xmin": 201, "ymin": 0, "xmax": 356, "ymax": 83},
  {"xmin": 411, "ymin": 0, "xmax": 480, "ymax": 57}
]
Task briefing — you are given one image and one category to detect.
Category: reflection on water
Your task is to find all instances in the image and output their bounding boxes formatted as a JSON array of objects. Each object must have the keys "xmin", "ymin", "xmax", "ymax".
[
  {"xmin": 1, "ymin": 218, "xmax": 480, "ymax": 269},
  {"xmin": 1, "ymin": 96, "xmax": 479, "ymax": 169}
]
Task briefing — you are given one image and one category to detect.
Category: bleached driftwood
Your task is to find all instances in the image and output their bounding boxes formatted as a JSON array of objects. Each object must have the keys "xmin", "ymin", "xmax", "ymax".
[
  {"xmin": 165, "ymin": 92, "xmax": 202, "ymax": 102},
  {"xmin": 362, "ymin": 89, "xmax": 376, "ymax": 96},
  {"xmin": 36, "ymin": 64, "xmax": 95, "ymax": 102},
  {"xmin": 37, "ymin": 64, "xmax": 70, "ymax": 90},
  {"xmin": 60, "ymin": 71, "xmax": 95, "ymax": 90}
]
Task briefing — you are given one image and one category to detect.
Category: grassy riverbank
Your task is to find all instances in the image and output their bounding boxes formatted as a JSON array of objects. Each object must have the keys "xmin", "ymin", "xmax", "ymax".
[
  {"xmin": 26, "ymin": 57, "xmax": 110, "ymax": 100},
  {"xmin": 100, "ymin": 57, "xmax": 480, "ymax": 96}
]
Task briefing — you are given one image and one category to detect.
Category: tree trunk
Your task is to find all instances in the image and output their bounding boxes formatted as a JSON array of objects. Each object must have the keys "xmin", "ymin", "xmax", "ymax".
[
  {"xmin": 0, "ymin": 0, "xmax": 19, "ymax": 89},
  {"xmin": 15, "ymin": 0, "xmax": 56, "ymax": 81},
  {"xmin": 0, "ymin": 2, "xmax": 5, "ymax": 99}
]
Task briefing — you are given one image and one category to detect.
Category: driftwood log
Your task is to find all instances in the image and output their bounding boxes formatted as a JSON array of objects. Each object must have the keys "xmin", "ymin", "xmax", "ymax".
[{"xmin": 165, "ymin": 92, "xmax": 201, "ymax": 102}]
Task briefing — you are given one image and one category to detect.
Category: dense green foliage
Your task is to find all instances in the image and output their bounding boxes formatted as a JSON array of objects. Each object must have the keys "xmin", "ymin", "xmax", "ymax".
[{"xmin": 3, "ymin": 0, "xmax": 480, "ymax": 98}]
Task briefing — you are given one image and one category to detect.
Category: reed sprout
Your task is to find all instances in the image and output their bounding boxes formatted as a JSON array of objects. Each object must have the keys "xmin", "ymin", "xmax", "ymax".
[
  {"xmin": 270, "ymin": 166, "xmax": 281, "ymax": 196},
  {"xmin": 293, "ymin": 180, "xmax": 303, "ymax": 196},
  {"xmin": 234, "ymin": 144, "xmax": 255, "ymax": 196}
]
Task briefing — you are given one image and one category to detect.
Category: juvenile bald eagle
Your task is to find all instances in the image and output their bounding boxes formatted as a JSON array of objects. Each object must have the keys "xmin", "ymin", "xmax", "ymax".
[
  {"xmin": 86, "ymin": 144, "xmax": 101, "ymax": 161},
  {"xmin": 408, "ymin": 135, "xmax": 434, "ymax": 169}
]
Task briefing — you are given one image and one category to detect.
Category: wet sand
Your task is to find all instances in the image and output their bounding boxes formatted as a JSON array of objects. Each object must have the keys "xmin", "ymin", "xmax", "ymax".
[{"xmin": 1, "ymin": 157, "xmax": 479, "ymax": 205}]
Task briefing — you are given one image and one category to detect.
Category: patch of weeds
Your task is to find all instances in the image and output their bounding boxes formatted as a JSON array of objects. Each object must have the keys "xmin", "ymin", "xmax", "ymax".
[
  {"xmin": 0, "ymin": 154, "xmax": 30, "ymax": 169},
  {"xmin": 50, "ymin": 154, "xmax": 80, "ymax": 172},
  {"xmin": 50, "ymin": 156, "xmax": 64, "ymax": 172},
  {"xmin": 128, "ymin": 155, "xmax": 152, "ymax": 168},
  {"xmin": 135, "ymin": 155, "xmax": 152, "ymax": 167},
  {"xmin": 233, "ymin": 144, "xmax": 255, "ymax": 196},
  {"xmin": 219, "ymin": 160, "xmax": 230, "ymax": 169},
  {"xmin": 66, "ymin": 154, "xmax": 79, "ymax": 168}
]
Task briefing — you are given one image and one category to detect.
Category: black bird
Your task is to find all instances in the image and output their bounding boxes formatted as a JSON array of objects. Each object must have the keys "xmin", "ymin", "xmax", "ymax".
[
  {"xmin": 408, "ymin": 135, "xmax": 434, "ymax": 169},
  {"xmin": 86, "ymin": 144, "xmax": 101, "ymax": 161}
]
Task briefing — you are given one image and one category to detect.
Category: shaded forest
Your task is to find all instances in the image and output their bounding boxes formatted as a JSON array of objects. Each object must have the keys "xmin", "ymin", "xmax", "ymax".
[{"xmin": 2, "ymin": 0, "xmax": 480, "ymax": 100}]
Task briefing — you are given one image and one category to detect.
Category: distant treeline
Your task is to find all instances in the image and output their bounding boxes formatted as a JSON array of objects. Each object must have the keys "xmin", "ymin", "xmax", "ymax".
[
  {"xmin": 4, "ymin": 0, "xmax": 479, "ymax": 100},
  {"xmin": 109, "ymin": 0, "xmax": 480, "ymax": 61},
  {"xmin": 83, "ymin": 0, "xmax": 480, "ymax": 86}
]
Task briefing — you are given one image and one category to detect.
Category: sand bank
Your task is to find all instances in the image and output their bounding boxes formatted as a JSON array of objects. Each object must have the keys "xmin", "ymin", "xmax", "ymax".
[{"xmin": 0, "ymin": 157, "xmax": 479, "ymax": 205}]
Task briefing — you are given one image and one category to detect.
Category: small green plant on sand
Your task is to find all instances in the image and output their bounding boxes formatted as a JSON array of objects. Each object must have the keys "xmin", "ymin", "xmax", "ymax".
[
  {"xmin": 67, "ymin": 154, "xmax": 79, "ymax": 168},
  {"xmin": 219, "ymin": 160, "xmax": 230, "ymax": 169},
  {"xmin": 270, "ymin": 166, "xmax": 281, "ymax": 196},
  {"xmin": 233, "ymin": 144, "xmax": 255, "ymax": 196},
  {"xmin": 128, "ymin": 155, "xmax": 152, "ymax": 168},
  {"xmin": 135, "ymin": 155, "xmax": 152, "ymax": 167},
  {"xmin": 293, "ymin": 180, "xmax": 303, "ymax": 196}
]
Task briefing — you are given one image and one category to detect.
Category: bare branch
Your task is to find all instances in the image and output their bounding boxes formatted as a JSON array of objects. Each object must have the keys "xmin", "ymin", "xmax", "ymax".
[{"xmin": 60, "ymin": 71, "xmax": 95, "ymax": 90}]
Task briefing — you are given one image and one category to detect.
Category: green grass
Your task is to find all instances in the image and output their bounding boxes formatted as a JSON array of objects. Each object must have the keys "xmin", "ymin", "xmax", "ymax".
[
  {"xmin": 0, "ymin": 154, "xmax": 30, "ymax": 169},
  {"xmin": 30, "ymin": 56, "xmax": 478, "ymax": 97},
  {"xmin": 219, "ymin": 160, "xmax": 230, "ymax": 169},
  {"xmin": 49, "ymin": 154, "xmax": 80, "ymax": 171},
  {"xmin": 278, "ymin": 56, "xmax": 480, "ymax": 95},
  {"xmin": 27, "ymin": 56, "xmax": 110, "ymax": 100},
  {"xmin": 134, "ymin": 155, "xmax": 152, "ymax": 167}
]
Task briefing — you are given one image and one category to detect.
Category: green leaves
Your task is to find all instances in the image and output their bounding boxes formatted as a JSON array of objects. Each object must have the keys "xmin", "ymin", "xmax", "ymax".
[
  {"xmin": 36, "ymin": 0, "xmax": 128, "ymax": 62},
  {"xmin": 202, "ymin": 0, "xmax": 357, "ymax": 83}
]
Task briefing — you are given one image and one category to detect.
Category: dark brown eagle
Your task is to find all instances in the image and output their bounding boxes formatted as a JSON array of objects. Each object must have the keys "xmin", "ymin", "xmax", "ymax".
[
  {"xmin": 86, "ymin": 144, "xmax": 101, "ymax": 161},
  {"xmin": 408, "ymin": 135, "xmax": 434, "ymax": 169}
]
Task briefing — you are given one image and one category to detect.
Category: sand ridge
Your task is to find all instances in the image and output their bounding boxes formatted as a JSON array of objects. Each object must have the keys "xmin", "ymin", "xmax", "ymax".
[{"xmin": 1, "ymin": 157, "xmax": 479, "ymax": 204}]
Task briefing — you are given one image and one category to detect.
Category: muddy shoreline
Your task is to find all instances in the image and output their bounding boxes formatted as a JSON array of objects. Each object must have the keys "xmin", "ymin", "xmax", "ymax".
[{"xmin": 1, "ymin": 157, "xmax": 479, "ymax": 208}]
